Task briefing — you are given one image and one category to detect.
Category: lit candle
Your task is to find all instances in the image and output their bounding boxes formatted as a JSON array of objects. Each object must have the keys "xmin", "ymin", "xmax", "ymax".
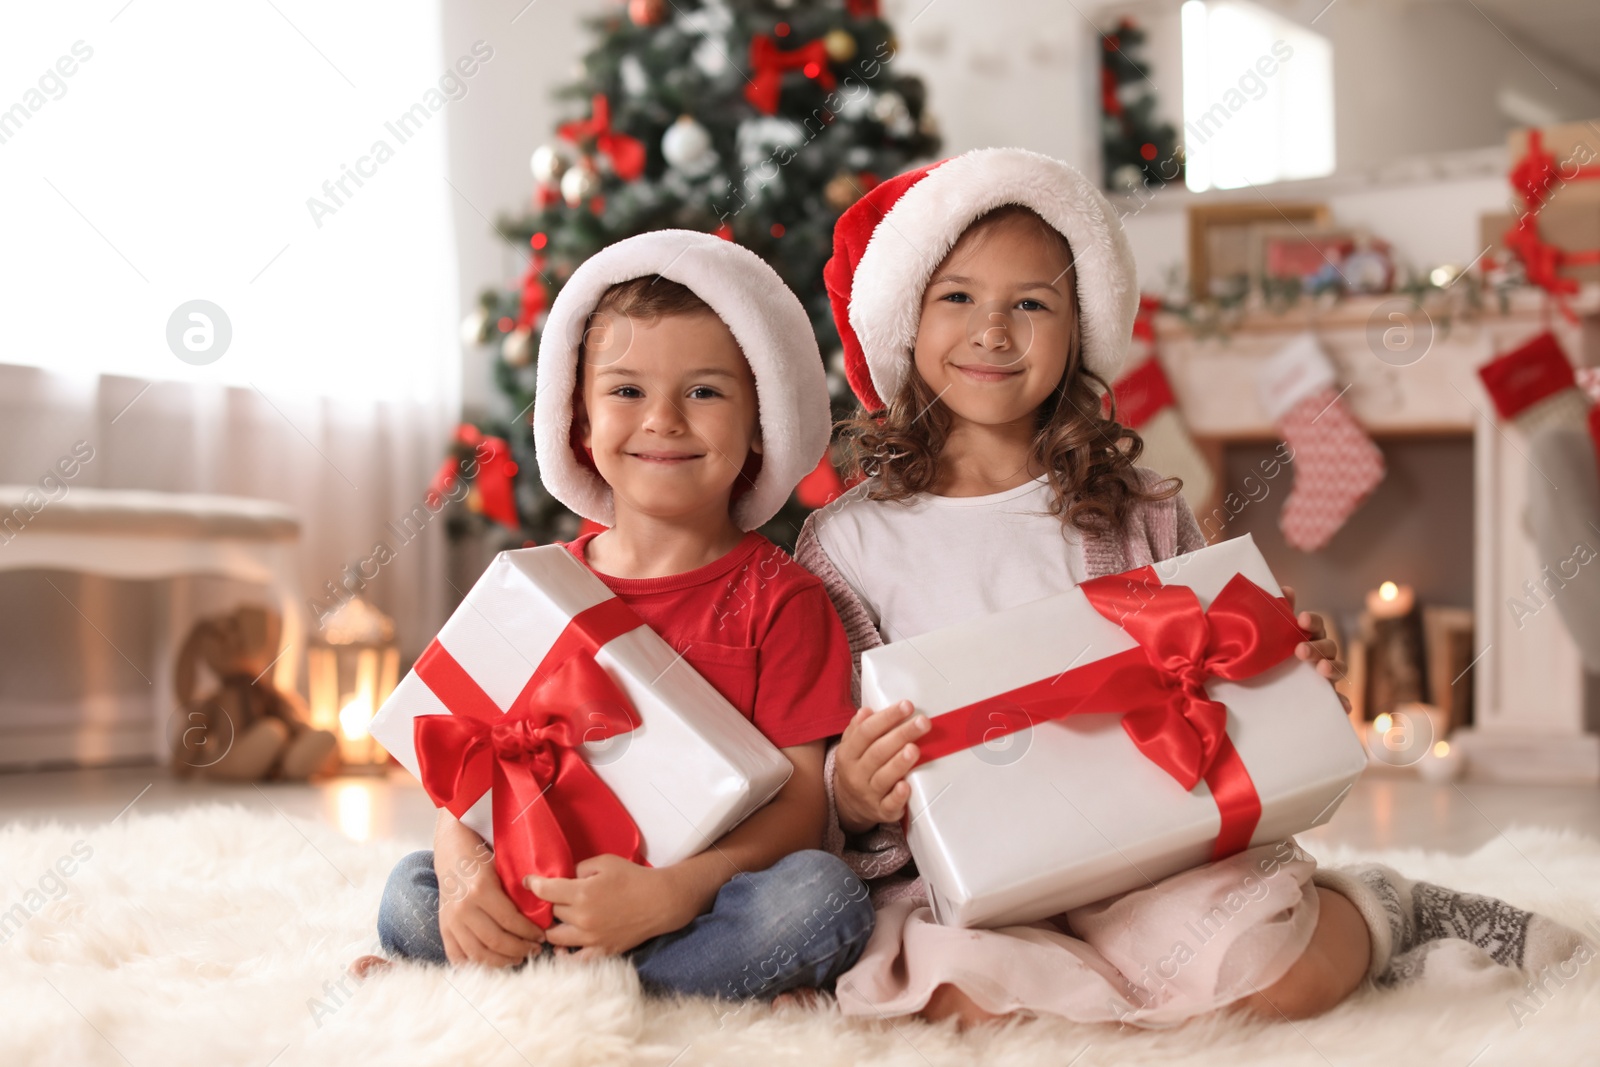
[
  {"xmin": 1366, "ymin": 580, "xmax": 1415, "ymax": 619},
  {"xmin": 1417, "ymin": 739, "xmax": 1466, "ymax": 783},
  {"xmin": 1366, "ymin": 704, "xmax": 1440, "ymax": 767}
]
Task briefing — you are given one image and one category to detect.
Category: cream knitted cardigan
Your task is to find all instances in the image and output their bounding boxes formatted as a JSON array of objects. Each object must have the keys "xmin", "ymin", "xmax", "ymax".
[{"xmin": 793, "ymin": 468, "xmax": 1209, "ymax": 903}]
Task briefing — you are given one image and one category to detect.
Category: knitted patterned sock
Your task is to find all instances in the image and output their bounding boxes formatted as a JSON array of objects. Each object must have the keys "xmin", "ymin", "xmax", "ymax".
[{"xmin": 1313, "ymin": 863, "xmax": 1588, "ymax": 989}]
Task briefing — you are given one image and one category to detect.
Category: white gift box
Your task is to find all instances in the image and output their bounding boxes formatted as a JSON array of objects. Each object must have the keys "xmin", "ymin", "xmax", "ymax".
[
  {"xmin": 860, "ymin": 534, "xmax": 1366, "ymax": 929},
  {"xmin": 370, "ymin": 545, "xmax": 792, "ymax": 868}
]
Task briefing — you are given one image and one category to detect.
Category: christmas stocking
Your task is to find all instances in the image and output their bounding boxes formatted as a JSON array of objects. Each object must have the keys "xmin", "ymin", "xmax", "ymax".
[
  {"xmin": 1257, "ymin": 333, "xmax": 1385, "ymax": 552},
  {"xmin": 1477, "ymin": 331, "xmax": 1591, "ymax": 435},
  {"xmin": 1110, "ymin": 353, "xmax": 1215, "ymax": 512}
]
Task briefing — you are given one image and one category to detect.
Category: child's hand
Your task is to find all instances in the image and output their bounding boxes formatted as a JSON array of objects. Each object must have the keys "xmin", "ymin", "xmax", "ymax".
[
  {"xmin": 526, "ymin": 854, "xmax": 694, "ymax": 957},
  {"xmin": 835, "ymin": 701, "xmax": 930, "ymax": 835},
  {"xmin": 434, "ymin": 817, "xmax": 545, "ymax": 968},
  {"xmin": 1281, "ymin": 584, "xmax": 1352, "ymax": 715}
]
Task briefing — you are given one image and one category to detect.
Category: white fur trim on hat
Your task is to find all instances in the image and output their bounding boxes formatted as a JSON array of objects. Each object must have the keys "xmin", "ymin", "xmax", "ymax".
[
  {"xmin": 851, "ymin": 147, "xmax": 1139, "ymax": 403},
  {"xmin": 533, "ymin": 229, "xmax": 829, "ymax": 531}
]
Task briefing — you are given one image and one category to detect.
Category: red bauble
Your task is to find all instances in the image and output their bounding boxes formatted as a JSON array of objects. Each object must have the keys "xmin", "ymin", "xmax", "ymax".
[{"xmin": 628, "ymin": 0, "xmax": 666, "ymax": 27}]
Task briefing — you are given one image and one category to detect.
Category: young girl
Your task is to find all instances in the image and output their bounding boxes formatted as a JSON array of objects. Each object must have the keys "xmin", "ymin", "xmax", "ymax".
[{"xmin": 795, "ymin": 147, "xmax": 1585, "ymax": 1027}]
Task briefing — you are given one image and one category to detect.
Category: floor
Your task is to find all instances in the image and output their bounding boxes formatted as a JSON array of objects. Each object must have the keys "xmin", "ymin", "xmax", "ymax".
[{"xmin": 2, "ymin": 761, "xmax": 1597, "ymax": 856}]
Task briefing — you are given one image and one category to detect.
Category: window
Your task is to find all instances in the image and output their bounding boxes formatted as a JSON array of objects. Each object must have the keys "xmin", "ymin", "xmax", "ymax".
[
  {"xmin": 0, "ymin": 2, "xmax": 460, "ymax": 402},
  {"xmin": 1180, "ymin": 0, "xmax": 1335, "ymax": 192}
]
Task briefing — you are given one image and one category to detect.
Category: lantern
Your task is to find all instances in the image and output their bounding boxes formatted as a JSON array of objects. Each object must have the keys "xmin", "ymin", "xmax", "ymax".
[{"xmin": 307, "ymin": 597, "xmax": 400, "ymax": 772}]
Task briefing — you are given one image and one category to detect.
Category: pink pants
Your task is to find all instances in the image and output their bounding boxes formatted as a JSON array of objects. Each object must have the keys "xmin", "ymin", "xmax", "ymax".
[{"xmin": 835, "ymin": 838, "xmax": 1326, "ymax": 1028}]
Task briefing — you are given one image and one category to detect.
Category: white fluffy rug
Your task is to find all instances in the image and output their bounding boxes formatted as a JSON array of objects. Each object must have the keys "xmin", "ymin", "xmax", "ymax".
[{"xmin": 3, "ymin": 805, "xmax": 1598, "ymax": 1067}]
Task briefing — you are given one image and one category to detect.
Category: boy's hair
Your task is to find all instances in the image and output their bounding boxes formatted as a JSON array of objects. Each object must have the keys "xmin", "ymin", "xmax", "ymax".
[
  {"xmin": 577, "ymin": 276, "xmax": 714, "ymax": 364},
  {"xmin": 838, "ymin": 204, "xmax": 1179, "ymax": 535}
]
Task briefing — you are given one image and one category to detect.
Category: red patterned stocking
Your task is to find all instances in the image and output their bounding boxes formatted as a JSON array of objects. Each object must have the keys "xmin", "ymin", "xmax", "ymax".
[{"xmin": 1257, "ymin": 333, "xmax": 1386, "ymax": 552}]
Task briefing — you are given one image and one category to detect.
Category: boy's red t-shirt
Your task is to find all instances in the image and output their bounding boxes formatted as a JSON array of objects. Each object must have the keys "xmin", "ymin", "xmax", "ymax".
[{"xmin": 562, "ymin": 530, "xmax": 856, "ymax": 749}]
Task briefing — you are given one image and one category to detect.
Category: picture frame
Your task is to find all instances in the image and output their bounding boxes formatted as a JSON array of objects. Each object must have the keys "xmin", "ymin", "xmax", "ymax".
[{"xmin": 1186, "ymin": 201, "xmax": 1329, "ymax": 299}]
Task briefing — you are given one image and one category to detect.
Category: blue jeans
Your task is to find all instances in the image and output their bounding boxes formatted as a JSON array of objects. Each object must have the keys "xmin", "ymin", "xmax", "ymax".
[{"xmin": 376, "ymin": 849, "xmax": 875, "ymax": 1000}]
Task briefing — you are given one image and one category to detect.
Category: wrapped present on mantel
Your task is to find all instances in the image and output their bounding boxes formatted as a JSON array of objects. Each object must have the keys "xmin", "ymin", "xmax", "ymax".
[
  {"xmin": 369, "ymin": 546, "xmax": 792, "ymax": 926},
  {"xmin": 861, "ymin": 534, "xmax": 1367, "ymax": 929}
]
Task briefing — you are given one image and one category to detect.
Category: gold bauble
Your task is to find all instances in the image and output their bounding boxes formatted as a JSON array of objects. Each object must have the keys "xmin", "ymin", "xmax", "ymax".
[
  {"xmin": 824, "ymin": 29, "xmax": 857, "ymax": 63},
  {"xmin": 501, "ymin": 327, "xmax": 533, "ymax": 367},
  {"xmin": 560, "ymin": 161, "xmax": 600, "ymax": 207},
  {"xmin": 824, "ymin": 172, "xmax": 863, "ymax": 210}
]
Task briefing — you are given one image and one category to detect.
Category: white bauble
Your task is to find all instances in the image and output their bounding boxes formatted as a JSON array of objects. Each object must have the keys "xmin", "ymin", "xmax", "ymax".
[
  {"xmin": 871, "ymin": 91, "xmax": 914, "ymax": 136},
  {"xmin": 662, "ymin": 115, "xmax": 717, "ymax": 176},
  {"xmin": 736, "ymin": 117, "xmax": 804, "ymax": 166},
  {"xmin": 837, "ymin": 88, "xmax": 875, "ymax": 121},
  {"xmin": 530, "ymin": 143, "xmax": 570, "ymax": 184},
  {"xmin": 560, "ymin": 163, "xmax": 599, "ymax": 207},
  {"xmin": 692, "ymin": 37, "xmax": 728, "ymax": 77}
]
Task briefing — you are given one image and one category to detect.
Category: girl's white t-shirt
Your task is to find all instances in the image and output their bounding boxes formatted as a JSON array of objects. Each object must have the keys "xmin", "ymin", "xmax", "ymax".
[{"xmin": 810, "ymin": 475, "xmax": 1085, "ymax": 644}]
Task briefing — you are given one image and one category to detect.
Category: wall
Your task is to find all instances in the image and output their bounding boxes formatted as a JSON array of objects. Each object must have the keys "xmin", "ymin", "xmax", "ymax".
[
  {"xmin": 1117, "ymin": 161, "xmax": 1513, "ymax": 292},
  {"xmin": 441, "ymin": 0, "xmax": 592, "ymax": 420},
  {"xmin": 878, "ymin": 0, "xmax": 1100, "ymax": 171}
]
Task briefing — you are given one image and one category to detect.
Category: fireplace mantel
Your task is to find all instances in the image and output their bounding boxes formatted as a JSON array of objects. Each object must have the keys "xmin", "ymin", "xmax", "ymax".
[{"xmin": 1153, "ymin": 288, "xmax": 1600, "ymax": 784}]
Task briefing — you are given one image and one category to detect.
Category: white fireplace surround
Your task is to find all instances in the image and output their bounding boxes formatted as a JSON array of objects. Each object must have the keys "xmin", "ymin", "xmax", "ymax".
[{"xmin": 1154, "ymin": 288, "xmax": 1600, "ymax": 784}]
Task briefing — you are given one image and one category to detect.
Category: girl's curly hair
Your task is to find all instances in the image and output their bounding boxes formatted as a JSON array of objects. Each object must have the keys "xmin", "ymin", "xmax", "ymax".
[{"xmin": 837, "ymin": 204, "xmax": 1179, "ymax": 536}]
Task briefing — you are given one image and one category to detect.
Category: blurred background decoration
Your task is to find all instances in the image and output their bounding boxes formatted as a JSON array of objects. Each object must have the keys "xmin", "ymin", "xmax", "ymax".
[{"xmin": 307, "ymin": 596, "xmax": 400, "ymax": 773}]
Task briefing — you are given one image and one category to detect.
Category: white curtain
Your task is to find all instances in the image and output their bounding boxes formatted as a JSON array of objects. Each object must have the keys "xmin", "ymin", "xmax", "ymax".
[
  {"xmin": 0, "ymin": 369, "xmax": 452, "ymax": 656},
  {"xmin": 0, "ymin": 1, "xmax": 463, "ymax": 711}
]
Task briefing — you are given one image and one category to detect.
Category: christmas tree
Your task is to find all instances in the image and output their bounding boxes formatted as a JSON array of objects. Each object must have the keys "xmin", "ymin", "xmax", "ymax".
[
  {"xmin": 1100, "ymin": 18, "xmax": 1180, "ymax": 193},
  {"xmin": 449, "ymin": 0, "xmax": 941, "ymax": 550}
]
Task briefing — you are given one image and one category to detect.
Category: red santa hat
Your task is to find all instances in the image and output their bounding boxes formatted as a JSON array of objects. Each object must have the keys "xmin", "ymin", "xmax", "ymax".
[
  {"xmin": 824, "ymin": 147, "xmax": 1140, "ymax": 411},
  {"xmin": 534, "ymin": 229, "xmax": 831, "ymax": 531}
]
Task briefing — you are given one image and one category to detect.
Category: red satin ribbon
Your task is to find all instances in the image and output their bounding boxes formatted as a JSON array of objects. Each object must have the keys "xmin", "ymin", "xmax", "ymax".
[
  {"xmin": 745, "ymin": 36, "xmax": 837, "ymax": 115},
  {"xmin": 412, "ymin": 596, "xmax": 648, "ymax": 926},
  {"xmin": 914, "ymin": 568, "xmax": 1308, "ymax": 861},
  {"xmin": 558, "ymin": 94, "xmax": 646, "ymax": 181}
]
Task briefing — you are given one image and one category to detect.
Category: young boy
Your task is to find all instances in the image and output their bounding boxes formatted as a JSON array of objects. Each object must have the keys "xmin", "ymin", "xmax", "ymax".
[{"xmin": 372, "ymin": 231, "xmax": 872, "ymax": 1001}]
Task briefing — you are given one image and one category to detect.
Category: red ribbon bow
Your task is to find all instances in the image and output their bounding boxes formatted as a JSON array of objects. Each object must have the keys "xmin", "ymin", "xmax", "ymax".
[
  {"xmin": 558, "ymin": 94, "xmax": 646, "ymax": 181},
  {"xmin": 1504, "ymin": 128, "xmax": 1600, "ymax": 322},
  {"xmin": 915, "ymin": 569, "xmax": 1308, "ymax": 861},
  {"xmin": 745, "ymin": 35, "xmax": 837, "ymax": 115},
  {"xmin": 411, "ymin": 597, "xmax": 648, "ymax": 926}
]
